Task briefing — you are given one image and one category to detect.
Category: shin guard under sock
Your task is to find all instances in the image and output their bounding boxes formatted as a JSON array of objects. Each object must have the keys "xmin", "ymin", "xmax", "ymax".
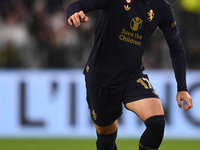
[
  {"xmin": 96, "ymin": 130, "xmax": 117, "ymax": 150},
  {"xmin": 139, "ymin": 115, "xmax": 165, "ymax": 150}
]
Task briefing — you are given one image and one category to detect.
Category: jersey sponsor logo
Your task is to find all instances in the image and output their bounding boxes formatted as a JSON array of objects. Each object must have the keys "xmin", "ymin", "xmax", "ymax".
[
  {"xmin": 119, "ymin": 35, "xmax": 141, "ymax": 46},
  {"xmin": 126, "ymin": 0, "xmax": 131, "ymax": 3},
  {"xmin": 130, "ymin": 17, "xmax": 143, "ymax": 31},
  {"xmin": 119, "ymin": 28, "xmax": 142, "ymax": 46},
  {"xmin": 147, "ymin": 9, "xmax": 155, "ymax": 21},
  {"xmin": 119, "ymin": 17, "xmax": 143, "ymax": 45},
  {"xmin": 124, "ymin": 5, "xmax": 131, "ymax": 11}
]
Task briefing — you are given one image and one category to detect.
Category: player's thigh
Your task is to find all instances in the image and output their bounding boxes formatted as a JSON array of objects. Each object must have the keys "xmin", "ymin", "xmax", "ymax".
[
  {"xmin": 125, "ymin": 98, "xmax": 164, "ymax": 122},
  {"xmin": 95, "ymin": 120, "xmax": 118, "ymax": 135}
]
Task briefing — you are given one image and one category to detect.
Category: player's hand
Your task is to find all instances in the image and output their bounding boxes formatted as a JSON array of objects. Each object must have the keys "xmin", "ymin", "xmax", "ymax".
[
  {"xmin": 68, "ymin": 11, "xmax": 89, "ymax": 27},
  {"xmin": 176, "ymin": 91, "xmax": 193, "ymax": 111}
]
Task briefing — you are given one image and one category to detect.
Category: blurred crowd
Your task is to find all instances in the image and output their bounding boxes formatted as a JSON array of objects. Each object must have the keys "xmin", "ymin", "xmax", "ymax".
[{"xmin": 0, "ymin": 0, "xmax": 199, "ymax": 69}]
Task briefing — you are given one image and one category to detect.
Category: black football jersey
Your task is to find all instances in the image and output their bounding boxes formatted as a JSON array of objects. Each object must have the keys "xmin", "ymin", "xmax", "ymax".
[{"xmin": 67, "ymin": 0, "xmax": 187, "ymax": 91}]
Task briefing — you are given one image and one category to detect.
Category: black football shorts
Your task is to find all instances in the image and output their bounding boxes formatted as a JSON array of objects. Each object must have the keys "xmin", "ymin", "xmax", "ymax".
[{"xmin": 85, "ymin": 73, "xmax": 159, "ymax": 126}]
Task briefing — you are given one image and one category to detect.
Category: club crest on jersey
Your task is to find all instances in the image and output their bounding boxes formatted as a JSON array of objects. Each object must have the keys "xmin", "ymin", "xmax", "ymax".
[
  {"xmin": 126, "ymin": 0, "xmax": 131, "ymax": 4},
  {"xmin": 92, "ymin": 110, "xmax": 97, "ymax": 120},
  {"xmin": 147, "ymin": 9, "xmax": 155, "ymax": 21}
]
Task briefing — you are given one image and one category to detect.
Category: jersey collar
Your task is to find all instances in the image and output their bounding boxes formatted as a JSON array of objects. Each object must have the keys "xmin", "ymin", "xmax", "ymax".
[{"xmin": 142, "ymin": 0, "xmax": 151, "ymax": 5}]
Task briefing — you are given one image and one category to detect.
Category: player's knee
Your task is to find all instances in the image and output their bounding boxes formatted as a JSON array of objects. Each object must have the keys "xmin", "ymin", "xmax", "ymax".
[
  {"xmin": 95, "ymin": 121, "xmax": 118, "ymax": 135},
  {"xmin": 145, "ymin": 115, "xmax": 165, "ymax": 139},
  {"xmin": 139, "ymin": 115, "xmax": 165, "ymax": 150}
]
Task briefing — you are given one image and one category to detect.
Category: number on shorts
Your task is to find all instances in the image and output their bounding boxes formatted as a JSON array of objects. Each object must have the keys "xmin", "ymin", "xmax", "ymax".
[{"xmin": 137, "ymin": 77, "xmax": 152, "ymax": 89}]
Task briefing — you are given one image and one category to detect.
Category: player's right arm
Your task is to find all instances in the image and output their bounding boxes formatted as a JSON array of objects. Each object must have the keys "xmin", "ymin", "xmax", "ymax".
[
  {"xmin": 67, "ymin": 0, "xmax": 109, "ymax": 27},
  {"xmin": 68, "ymin": 11, "xmax": 89, "ymax": 27}
]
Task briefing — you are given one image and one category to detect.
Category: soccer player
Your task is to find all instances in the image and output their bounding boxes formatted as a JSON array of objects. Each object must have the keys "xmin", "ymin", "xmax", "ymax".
[{"xmin": 67, "ymin": 0, "xmax": 193, "ymax": 149}]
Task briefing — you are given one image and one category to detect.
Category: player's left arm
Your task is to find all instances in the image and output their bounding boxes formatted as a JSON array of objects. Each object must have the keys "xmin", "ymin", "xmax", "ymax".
[
  {"xmin": 176, "ymin": 91, "xmax": 193, "ymax": 111},
  {"xmin": 167, "ymin": 34, "xmax": 193, "ymax": 111},
  {"xmin": 159, "ymin": 3, "xmax": 193, "ymax": 111}
]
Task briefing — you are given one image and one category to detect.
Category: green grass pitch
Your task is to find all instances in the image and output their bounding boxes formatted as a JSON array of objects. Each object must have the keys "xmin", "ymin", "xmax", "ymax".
[{"xmin": 0, "ymin": 139, "xmax": 199, "ymax": 150}]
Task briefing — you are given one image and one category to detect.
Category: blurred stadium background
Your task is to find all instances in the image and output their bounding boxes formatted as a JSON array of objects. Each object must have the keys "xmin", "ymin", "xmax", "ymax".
[{"xmin": 0, "ymin": 0, "xmax": 200, "ymax": 149}]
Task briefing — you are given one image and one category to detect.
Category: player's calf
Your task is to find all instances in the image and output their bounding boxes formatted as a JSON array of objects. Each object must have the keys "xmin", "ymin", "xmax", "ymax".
[{"xmin": 139, "ymin": 115, "xmax": 165, "ymax": 150}]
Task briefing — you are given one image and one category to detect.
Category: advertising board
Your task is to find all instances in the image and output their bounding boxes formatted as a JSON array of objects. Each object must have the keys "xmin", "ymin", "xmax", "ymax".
[{"xmin": 0, "ymin": 70, "xmax": 199, "ymax": 139}]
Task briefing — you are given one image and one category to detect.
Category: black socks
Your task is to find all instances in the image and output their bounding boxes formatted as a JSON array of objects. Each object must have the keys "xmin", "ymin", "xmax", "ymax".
[
  {"xmin": 96, "ymin": 130, "xmax": 117, "ymax": 150},
  {"xmin": 95, "ymin": 115, "xmax": 165, "ymax": 150},
  {"xmin": 139, "ymin": 115, "xmax": 165, "ymax": 150}
]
